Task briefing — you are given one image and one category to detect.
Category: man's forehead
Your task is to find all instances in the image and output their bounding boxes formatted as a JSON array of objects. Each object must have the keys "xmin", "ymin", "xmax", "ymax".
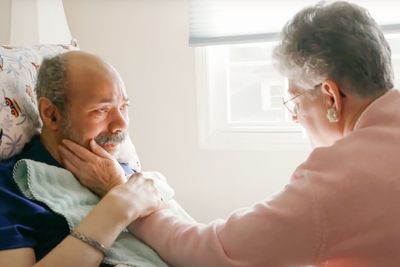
[
  {"xmin": 67, "ymin": 75, "xmax": 128, "ymax": 104},
  {"xmin": 59, "ymin": 52, "xmax": 128, "ymax": 110}
]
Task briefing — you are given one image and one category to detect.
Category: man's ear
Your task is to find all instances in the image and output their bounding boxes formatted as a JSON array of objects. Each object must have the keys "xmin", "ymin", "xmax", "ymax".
[
  {"xmin": 320, "ymin": 80, "xmax": 343, "ymax": 114},
  {"xmin": 38, "ymin": 97, "xmax": 63, "ymax": 131}
]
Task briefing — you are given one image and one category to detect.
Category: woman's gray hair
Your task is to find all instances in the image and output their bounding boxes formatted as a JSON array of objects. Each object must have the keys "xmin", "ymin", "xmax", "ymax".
[
  {"xmin": 273, "ymin": 1, "xmax": 393, "ymax": 97},
  {"xmin": 35, "ymin": 54, "xmax": 68, "ymax": 111}
]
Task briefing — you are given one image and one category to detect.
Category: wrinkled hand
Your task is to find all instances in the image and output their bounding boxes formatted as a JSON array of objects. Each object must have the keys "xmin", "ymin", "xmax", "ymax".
[
  {"xmin": 59, "ymin": 139, "xmax": 126, "ymax": 197},
  {"xmin": 108, "ymin": 172, "xmax": 165, "ymax": 221}
]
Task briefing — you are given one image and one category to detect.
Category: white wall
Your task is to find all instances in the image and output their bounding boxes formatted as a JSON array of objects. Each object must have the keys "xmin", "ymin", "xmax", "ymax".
[
  {"xmin": 1, "ymin": 0, "xmax": 309, "ymax": 223},
  {"xmin": 0, "ymin": 0, "xmax": 10, "ymax": 43}
]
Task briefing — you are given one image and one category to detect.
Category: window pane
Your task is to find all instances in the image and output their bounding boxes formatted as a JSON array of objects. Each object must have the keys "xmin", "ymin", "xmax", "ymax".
[
  {"xmin": 229, "ymin": 64, "xmax": 286, "ymax": 124},
  {"xmin": 228, "ymin": 43, "xmax": 287, "ymax": 125},
  {"xmin": 227, "ymin": 33, "xmax": 400, "ymax": 126}
]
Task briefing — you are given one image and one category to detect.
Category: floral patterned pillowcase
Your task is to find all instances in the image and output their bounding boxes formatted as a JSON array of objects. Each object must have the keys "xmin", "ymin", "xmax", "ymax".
[{"xmin": 0, "ymin": 44, "xmax": 141, "ymax": 171}]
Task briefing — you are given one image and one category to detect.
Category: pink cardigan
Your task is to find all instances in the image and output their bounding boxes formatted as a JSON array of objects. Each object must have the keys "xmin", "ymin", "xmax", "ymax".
[{"xmin": 133, "ymin": 90, "xmax": 400, "ymax": 267}]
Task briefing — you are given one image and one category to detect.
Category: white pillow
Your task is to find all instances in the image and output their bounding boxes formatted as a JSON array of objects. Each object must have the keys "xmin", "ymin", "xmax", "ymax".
[
  {"xmin": 118, "ymin": 135, "xmax": 141, "ymax": 171},
  {"xmin": 0, "ymin": 44, "xmax": 141, "ymax": 171}
]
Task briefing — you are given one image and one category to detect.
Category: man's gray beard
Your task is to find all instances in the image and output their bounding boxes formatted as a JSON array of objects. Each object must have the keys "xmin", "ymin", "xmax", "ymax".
[
  {"xmin": 60, "ymin": 115, "xmax": 127, "ymax": 156},
  {"xmin": 60, "ymin": 114, "xmax": 82, "ymax": 145}
]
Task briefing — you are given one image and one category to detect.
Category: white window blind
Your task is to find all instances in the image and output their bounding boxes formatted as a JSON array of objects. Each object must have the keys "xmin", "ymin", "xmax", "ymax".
[{"xmin": 189, "ymin": 0, "xmax": 400, "ymax": 46}]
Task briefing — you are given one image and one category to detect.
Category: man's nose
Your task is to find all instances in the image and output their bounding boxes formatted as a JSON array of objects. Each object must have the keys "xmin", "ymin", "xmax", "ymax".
[{"xmin": 109, "ymin": 109, "xmax": 129, "ymax": 134}]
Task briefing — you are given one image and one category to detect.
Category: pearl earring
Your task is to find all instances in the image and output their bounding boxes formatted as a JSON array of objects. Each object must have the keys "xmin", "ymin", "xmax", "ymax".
[{"xmin": 326, "ymin": 107, "xmax": 339, "ymax": 122}]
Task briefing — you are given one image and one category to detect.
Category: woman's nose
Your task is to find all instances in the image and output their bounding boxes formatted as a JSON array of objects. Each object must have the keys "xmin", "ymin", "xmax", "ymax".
[{"xmin": 291, "ymin": 112, "xmax": 299, "ymax": 123}]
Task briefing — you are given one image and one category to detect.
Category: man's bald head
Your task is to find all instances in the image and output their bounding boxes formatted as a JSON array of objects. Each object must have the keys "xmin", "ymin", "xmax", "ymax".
[{"xmin": 35, "ymin": 51, "xmax": 124, "ymax": 113}]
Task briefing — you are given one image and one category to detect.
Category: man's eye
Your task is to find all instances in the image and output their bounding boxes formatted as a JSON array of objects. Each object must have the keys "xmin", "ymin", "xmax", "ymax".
[{"xmin": 96, "ymin": 108, "xmax": 109, "ymax": 114}]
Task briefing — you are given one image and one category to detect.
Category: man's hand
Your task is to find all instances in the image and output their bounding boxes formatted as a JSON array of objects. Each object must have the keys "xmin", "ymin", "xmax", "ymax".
[
  {"xmin": 59, "ymin": 139, "xmax": 126, "ymax": 196},
  {"xmin": 108, "ymin": 172, "xmax": 165, "ymax": 221}
]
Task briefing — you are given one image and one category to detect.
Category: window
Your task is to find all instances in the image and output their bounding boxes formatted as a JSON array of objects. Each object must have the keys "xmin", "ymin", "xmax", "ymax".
[
  {"xmin": 196, "ymin": 44, "xmax": 309, "ymax": 151},
  {"xmin": 191, "ymin": 1, "xmax": 400, "ymax": 150}
]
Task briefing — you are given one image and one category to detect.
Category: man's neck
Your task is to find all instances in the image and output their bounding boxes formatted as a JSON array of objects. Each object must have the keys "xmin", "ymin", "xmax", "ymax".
[{"xmin": 40, "ymin": 130, "xmax": 63, "ymax": 165}]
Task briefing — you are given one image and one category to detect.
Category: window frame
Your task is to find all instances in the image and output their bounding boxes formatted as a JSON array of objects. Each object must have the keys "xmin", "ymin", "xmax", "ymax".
[{"xmin": 195, "ymin": 46, "xmax": 310, "ymax": 151}]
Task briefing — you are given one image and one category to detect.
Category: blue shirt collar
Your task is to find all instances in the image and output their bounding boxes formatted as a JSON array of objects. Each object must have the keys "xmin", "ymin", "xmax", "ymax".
[{"xmin": 17, "ymin": 135, "xmax": 61, "ymax": 168}]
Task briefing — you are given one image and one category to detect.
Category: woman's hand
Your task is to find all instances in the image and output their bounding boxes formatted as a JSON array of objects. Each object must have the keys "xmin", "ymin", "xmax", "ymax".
[
  {"xmin": 59, "ymin": 139, "xmax": 126, "ymax": 196},
  {"xmin": 59, "ymin": 138, "xmax": 165, "ymax": 220}
]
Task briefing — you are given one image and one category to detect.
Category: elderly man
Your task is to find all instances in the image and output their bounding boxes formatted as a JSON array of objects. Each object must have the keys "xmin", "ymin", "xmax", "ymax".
[{"xmin": 0, "ymin": 51, "xmax": 163, "ymax": 267}]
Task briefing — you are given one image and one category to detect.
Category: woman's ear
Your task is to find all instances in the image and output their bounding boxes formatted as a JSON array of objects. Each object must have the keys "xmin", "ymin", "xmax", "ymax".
[
  {"xmin": 38, "ymin": 97, "xmax": 63, "ymax": 131},
  {"xmin": 321, "ymin": 80, "xmax": 343, "ymax": 114}
]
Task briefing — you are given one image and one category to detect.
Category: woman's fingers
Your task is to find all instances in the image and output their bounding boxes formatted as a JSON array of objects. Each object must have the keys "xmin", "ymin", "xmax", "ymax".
[
  {"xmin": 61, "ymin": 139, "xmax": 97, "ymax": 161},
  {"xmin": 89, "ymin": 139, "xmax": 113, "ymax": 159},
  {"xmin": 59, "ymin": 139, "xmax": 127, "ymax": 197},
  {"xmin": 59, "ymin": 145, "xmax": 92, "ymax": 182},
  {"xmin": 59, "ymin": 145, "xmax": 82, "ymax": 170},
  {"xmin": 60, "ymin": 152, "xmax": 79, "ymax": 176}
]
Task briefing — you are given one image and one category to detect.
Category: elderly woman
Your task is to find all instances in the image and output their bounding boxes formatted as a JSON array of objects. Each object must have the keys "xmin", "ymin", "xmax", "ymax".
[{"xmin": 60, "ymin": 1, "xmax": 400, "ymax": 267}]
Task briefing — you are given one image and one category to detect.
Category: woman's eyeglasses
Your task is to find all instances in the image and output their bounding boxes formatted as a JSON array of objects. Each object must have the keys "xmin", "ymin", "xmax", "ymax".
[{"xmin": 281, "ymin": 83, "xmax": 322, "ymax": 115}]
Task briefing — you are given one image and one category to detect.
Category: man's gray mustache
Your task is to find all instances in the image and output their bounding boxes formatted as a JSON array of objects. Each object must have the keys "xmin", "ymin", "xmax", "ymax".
[{"xmin": 95, "ymin": 132, "xmax": 127, "ymax": 146}]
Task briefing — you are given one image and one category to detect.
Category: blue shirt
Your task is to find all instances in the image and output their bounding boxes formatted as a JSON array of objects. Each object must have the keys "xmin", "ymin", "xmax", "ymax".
[{"xmin": 0, "ymin": 135, "xmax": 134, "ymax": 261}]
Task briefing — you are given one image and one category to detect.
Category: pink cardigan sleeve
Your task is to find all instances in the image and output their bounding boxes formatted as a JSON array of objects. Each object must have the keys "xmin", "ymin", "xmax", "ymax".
[{"xmin": 131, "ymin": 178, "xmax": 323, "ymax": 267}]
